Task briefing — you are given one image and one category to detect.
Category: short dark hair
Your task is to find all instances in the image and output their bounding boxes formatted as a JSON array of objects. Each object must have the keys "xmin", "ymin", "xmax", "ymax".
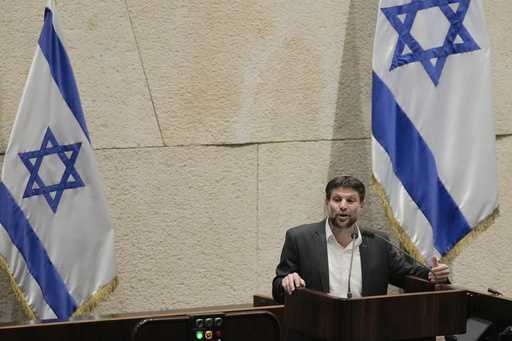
[{"xmin": 325, "ymin": 176, "xmax": 366, "ymax": 201}]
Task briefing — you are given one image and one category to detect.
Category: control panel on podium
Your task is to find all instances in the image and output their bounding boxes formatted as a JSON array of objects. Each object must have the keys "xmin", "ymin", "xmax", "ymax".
[{"xmin": 0, "ymin": 307, "xmax": 281, "ymax": 341}]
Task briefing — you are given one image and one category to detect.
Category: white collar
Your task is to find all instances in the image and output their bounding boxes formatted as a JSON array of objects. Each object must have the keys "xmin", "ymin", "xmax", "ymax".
[{"xmin": 325, "ymin": 219, "xmax": 362, "ymax": 249}]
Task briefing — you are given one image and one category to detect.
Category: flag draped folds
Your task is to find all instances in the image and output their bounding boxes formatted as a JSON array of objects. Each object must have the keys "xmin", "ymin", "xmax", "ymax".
[
  {"xmin": 0, "ymin": 1, "xmax": 116, "ymax": 319},
  {"xmin": 371, "ymin": 0, "xmax": 498, "ymax": 261}
]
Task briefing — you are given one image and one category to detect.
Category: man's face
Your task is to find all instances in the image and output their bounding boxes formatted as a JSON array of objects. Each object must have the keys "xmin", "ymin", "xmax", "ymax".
[{"xmin": 326, "ymin": 186, "xmax": 364, "ymax": 230}]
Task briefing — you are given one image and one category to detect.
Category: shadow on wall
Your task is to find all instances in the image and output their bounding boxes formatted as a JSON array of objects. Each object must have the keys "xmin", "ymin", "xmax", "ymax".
[
  {"xmin": 327, "ymin": 0, "xmax": 387, "ymax": 231},
  {"xmin": 328, "ymin": 0, "xmax": 378, "ymax": 179}
]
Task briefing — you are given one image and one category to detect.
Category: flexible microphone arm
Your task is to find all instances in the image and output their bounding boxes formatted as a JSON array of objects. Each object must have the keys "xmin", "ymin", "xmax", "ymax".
[{"xmin": 357, "ymin": 223, "xmax": 431, "ymax": 273}]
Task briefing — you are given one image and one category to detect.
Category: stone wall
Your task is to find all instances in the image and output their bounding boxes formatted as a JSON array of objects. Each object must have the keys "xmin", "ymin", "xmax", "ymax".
[{"xmin": 1, "ymin": 0, "xmax": 511, "ymax": 320}]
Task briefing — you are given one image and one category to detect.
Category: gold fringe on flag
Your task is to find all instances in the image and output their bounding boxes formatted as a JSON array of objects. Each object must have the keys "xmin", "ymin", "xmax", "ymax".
[
  {"xmin": 442, "ymin": 208, "xmax": 499, "ymax": 263},
  {"xmin": 72, "ymin": 276, "xmax": 118, "ymax": 317},
  {"xmin": 372, "ymin": 175, "xmax": 499, "ymax": 264},
  {"xmin": 0, "ymin": 253, "xmax": 117, "ymax": 319},
  {"xmin": 0, "ymin": 254, "xmax": 37, "ymax": 320}
]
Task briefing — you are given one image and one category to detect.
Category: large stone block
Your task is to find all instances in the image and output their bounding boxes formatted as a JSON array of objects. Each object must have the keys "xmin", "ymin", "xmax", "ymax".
[
  {"xmin": 485, "ymin": 0, "xmax": 512, "ymax": 135},
  {"xmin": 0, "ymin": 2, "xmax": 41, "ymax": 153},
  {"xmin": 126, "ymin": 0, "xmax": 376, "ymax": 145},
  {"xmin": 93, "ymin": 145, "xmax": 258, "ymax": 314}
]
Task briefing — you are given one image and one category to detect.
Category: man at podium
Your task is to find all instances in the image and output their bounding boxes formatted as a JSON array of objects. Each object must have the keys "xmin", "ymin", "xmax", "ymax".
[{"xmin": 272, "ymin": 175, "xmax": 450, "ymax": 304}]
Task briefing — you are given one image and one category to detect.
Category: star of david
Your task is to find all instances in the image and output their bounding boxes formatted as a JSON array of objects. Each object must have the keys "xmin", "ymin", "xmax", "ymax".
[
  {"xmin": 18, "ymin": 127, "xmax": 85, "ymax": 213},
  {"xmin": 381, "ymin": 0, "xmax": 480, "ymax": 85}
]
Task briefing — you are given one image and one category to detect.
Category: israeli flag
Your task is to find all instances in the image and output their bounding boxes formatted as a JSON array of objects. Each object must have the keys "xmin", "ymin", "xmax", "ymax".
[
  {"xmin": 372, "ymin": 0, "xmax": 498, "ymax": 261},
  {"xmin": 0, "ymin": 1, "xmax": 117, "ymax": 320}
]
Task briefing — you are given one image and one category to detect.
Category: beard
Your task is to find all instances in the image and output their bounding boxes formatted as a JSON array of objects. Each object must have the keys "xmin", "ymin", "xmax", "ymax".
[{"xmin": 328, "ymin": 215, "xmax": 356, "ymax": 230}]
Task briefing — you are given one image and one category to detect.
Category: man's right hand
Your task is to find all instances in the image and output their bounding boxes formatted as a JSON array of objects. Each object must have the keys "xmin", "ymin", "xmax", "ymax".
[{"xmin": 281, "ymin": 272, "xmax": 306, "ymax": 295}]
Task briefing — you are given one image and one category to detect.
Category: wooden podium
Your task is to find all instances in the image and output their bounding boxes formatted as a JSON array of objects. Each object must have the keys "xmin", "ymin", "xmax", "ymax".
[
  {"xmin": 0, "ymin": 304, "xmax": 282, "ymax": 341},
  {"xmin": 284, "ymin": 288, "xmax": 468, "ymax": 341},
  {"xmin": 1, "ymin": 284, "xmax": 512, "ymax": 341}
]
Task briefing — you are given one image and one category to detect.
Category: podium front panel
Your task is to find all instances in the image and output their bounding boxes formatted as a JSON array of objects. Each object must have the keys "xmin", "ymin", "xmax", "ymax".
[{"xmin": 285, "ymin": 289, "xmax": 468, "ymax": 341}]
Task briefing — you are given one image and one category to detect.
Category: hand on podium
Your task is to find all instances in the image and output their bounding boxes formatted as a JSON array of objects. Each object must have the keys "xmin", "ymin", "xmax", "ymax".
[
  {"xmin": 428, "ymin": 256, "xmax": 450, "ymax": 283},
  {"xmin": 281, "ymin": 272, "xmax": 306, "ymax": 295}
]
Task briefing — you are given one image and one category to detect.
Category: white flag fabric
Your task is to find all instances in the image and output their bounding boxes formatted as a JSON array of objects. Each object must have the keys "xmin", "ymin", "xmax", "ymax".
[
  {"xmin": 371, "ymin": 0, "xmax": 498, "ymax": 261},
  {"xmin": 0, "ymin": 1, "xmax": 116, "ymax": 319}
]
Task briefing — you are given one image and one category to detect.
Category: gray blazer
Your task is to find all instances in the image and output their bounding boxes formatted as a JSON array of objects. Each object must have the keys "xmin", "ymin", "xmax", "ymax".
[{"xmin": 272, "ymin": 219, "xmax": 429, "ymax": 303}]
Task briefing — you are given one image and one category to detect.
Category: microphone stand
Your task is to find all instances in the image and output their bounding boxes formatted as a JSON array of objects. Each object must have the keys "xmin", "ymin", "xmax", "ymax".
[
  {"xmin": 346, "ymin": 229, "xmax": 358, "ymax": 299},
  {"xmin": 362, "ymin": 227, "xmax": 431, "ymax": 272}
]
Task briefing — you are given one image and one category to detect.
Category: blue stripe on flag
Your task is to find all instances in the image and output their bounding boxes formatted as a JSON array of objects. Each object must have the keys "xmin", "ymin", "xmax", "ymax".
[
  {"xmin": 372, "ymin": 72, "xmax": 471, "ymax": 255},
  {"xmin": 0, "ymin": 183, "xmax": 77, "ymax": 319},
  {"xmin": 38, "ymin": 7, "xmax": 90, "ymax": 142}
]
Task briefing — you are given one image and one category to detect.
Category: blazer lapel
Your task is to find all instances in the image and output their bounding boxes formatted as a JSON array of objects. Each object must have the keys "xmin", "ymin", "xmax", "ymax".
[
  {"xmin": 313, "ymin": 220, "xmax": 329, "ymax": 293},
  {"xmin": 359, "ymin": 231, "xmax": 371, "ymax": 296}
]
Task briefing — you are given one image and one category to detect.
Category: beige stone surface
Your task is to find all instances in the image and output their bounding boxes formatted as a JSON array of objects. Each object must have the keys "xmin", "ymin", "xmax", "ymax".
[
  {"xmin": 126, "ymin": 0, "xmax": 377, "ymax": 145},
  {"xmin": 92, "ymin": 146, "xmax": 258, "ymax": 314},
  {"xmin": 0, "ymin": 2, "xmax": 41, "ymax": 153},
  {"xmin": 485, "ymin": 0, "xmax": 512, "ymax": 135},
  {"xmin": 0, "ymin": 1, "xmax": 162, "ymax": 152}
]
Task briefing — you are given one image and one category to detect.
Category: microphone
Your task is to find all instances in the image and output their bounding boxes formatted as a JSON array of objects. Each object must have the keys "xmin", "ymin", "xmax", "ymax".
[
  {"xmin": 487, "ymin": 288, "xmax": 503, "ymax": 296},
  {"xmin": 357, "ymin": 224, "xmax": 431, "ymax": 274},
  {"xmin": 346, "ymin": 229, "xmax": 358, "ymax": 299}
]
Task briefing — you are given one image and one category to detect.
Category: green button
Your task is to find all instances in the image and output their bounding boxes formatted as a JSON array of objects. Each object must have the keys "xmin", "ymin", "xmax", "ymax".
[{"xmin": 196, "ymin": 331, "xmax": 204, "ymax": 340}]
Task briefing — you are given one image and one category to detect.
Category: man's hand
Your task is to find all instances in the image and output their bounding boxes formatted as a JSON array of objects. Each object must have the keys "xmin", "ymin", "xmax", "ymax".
[
  {"xmin": 281, "ymin": 272, "xmax": 306, "ymax": 295},
  {"xmin": 428, "ymin": 256, "xmax": 450, "ymax": 283}
]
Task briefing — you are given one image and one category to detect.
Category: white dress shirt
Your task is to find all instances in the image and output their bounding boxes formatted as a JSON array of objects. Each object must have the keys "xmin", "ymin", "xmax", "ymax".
[{"xmin": 325, "ymin": 219, "xmax": 362, "ymax": 298}]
